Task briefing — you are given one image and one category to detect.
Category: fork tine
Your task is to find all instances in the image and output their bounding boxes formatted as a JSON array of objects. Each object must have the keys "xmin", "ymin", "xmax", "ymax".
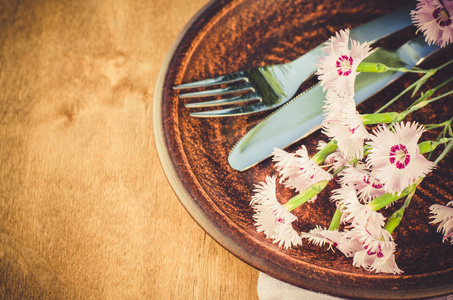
[
  {"xmin": 185, "ymin": 93, "xmax": 261, "ymax": 108},
  {"xmin": 178, "ymin": 83, "xmax": 255, "ymax": 99},
  {"xmin": 189, "ymin": 102, "xmax": 269, "ymax": 118},
  {"xmin": 174, "ymin": 72, "xmax": 247, "ymax": 90}
]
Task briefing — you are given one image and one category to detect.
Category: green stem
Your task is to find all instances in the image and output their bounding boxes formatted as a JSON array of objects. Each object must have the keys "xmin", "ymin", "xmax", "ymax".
[
  {"xmin": 433, "ymin": 57, "xmax": 453, "ymax": 71},
  {"xmin": 383, "ymin": 189, "xmax": 416, "ymax": 234},
  {"xmin": 361, "ymin": 112, "xmax": 401, "ymax": 124},
  {"xmin": 424, "ymin": 89, "xmax": 453, "ymax": 105},
  {"xmin": 375, "ymin": 71, "xmax": 435, "ymax": 113},
  {"xmin": 328, "ymin": 208, "xmax": 342, "ymax": 231},
  {"xmin": 418, "ymin": 138, "xmax": 451, "ymax": 154},
  {"xmin": 412, "ymin": 76, "xmax": 453, "ymax": 106},
  {"xmin": 434, "ymin": 140, "xmax": 453, "ymax": 165},
  {"xmin": 311, "ymin": 140, "xmax": 338, "ymax": 165},
  {"xmin": 402, "ymin": 88, "xmax": 453, "ymax": 119},
  {"xmin": 394, "ymin": 93, "xmax": 452, "ymax": 123},
  {"xmin": 356, "ymin": 62, "xmax": 390, "ymax": 73},
  {"xmin": 367, "ymin": 180, "xmax": 420, "ymax": 211},
  {"xmin": 385, "ymin": 67, "xmax": 431, "ymax": 74},
  {"xmin": 283, "ymin": 180, "xmax": 329, "ymax": 211},
  {"xmin": 357, "ymin": 62, "xmax": 431, "ymax": 74},
  {"xmin": 424, "ymin": 118, "xmax": 452, "ymax": 131},
  {"xmin": 383, "ymin": 208, "xmax": 404, "ymax": 234},
  {"xmin": 374, "ymin": 59, "xmax": 453, "ymax": 113}
]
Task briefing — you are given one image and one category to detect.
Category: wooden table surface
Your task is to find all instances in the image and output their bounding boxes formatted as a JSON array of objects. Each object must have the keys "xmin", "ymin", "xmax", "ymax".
[{"xmin": 0, "ymin": 0, "xmax": 259, "ymax": 298}]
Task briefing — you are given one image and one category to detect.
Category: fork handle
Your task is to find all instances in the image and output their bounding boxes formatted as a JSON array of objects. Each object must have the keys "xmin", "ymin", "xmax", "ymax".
[{"xmin": 288, "ymin": 4, "xmax": 414, "ymax": 78}]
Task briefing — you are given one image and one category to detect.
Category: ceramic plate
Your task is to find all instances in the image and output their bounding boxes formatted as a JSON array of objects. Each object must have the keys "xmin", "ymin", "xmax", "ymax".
[{"xmin": 154, "ymin": 0, "xmax": 453, "ymax": 298}]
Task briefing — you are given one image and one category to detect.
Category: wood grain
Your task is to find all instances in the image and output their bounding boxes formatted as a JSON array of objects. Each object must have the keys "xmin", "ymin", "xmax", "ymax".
[{"xmin": 0, "ymin": 0, "xmax": 259, "ymax": 299}]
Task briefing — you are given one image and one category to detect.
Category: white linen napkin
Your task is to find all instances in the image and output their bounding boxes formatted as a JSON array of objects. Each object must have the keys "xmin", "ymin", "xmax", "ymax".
[{"xmin": 257, "ymin": 272, "xmax": 453, "ymax": 300}]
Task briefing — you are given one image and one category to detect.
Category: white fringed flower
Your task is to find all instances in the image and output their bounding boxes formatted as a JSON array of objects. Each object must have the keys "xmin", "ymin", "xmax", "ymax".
[
  {"xmin": 366, "ymin": 122, "xmax": 435, "ymax": 194},
  {"xmin": 345, "ymin": 226, "xmax": 403, "ymax": 274},
  {"xmin": 339, "ymin": 163, "xmax": 386, "ymax": 203},
  {"xmin": 272, "ymin": 146, "xmax": 332, "ymax": 196},
  {"xmin": 322, "ymin": 89, "xmax": 356, "ymax": 113},
  {"xmin": 316, "ymin": 29, "xmax": 373, "ymax": 96},
  {"xmin": 411, "ymin": 0, "xmax": 453, "ymax": 48},
  {"xmin": 300, "ymin": 225, "xmax": 343, "ymax": 250},
  {"xmin": 353, "ymin": 247, "xmax": 402, "ymax": 274},
  {"xmin": 250, "ymin": 176, "xmax": 302, "ymax": 249},
  {"xmin": 331, "ymin": 185, "xmax": 386, "ymax": 232},
  {"xmin": 322, "ymin": 96, "xmax": 368, "ymax": 160},
  {"xmin": 430, "ymin": 201, "xmax": 453, "ymax": 244},
  {"xmin": 336, "ymin": 232, "xmax": 363, "ymax": 258}
]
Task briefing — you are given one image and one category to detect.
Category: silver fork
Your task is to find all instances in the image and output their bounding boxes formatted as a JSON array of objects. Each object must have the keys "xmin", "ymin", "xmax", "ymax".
[{"xmin": 174, "ymin": 5, "xmax": 413, "ymax": 118}]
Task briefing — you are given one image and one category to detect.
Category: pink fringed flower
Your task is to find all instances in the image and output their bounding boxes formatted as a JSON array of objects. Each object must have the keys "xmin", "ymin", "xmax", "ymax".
[
  {"xmin": 272, "ymin": 146, "xmax": 332, "ymax": 195},
  {"xmin": 339, "ymin": 163, "xmax": 386, "ymax": 203},
  {"xmin": 366, "ymin": 122, "xmax": 435, "ymax": 194},
  {"xmin": 250, "ymin": 176, "xmax": 302, "ymax": 249},
  {"xmin": 316, "ymin": 29, "xmax": 373, "ymax": 96},
  {"xmin": 331, "ymin": 185, "xmax": 386, "ymax": 233},
  {"xmin": 411, "ymin": 0, "xmax": 453, "ymax": 48},
  {"xmin": 300, "ymin": 225, "xmax": 343, "ymax": 250},
  {"xmin": 322, "ymin": 89, "xmax": 356, "ymax": 113},
  {"xmin": 346, "ymin": 226, "xmax": 403, "ymax": 274},
  {"xmin": 322, "ymin": 93, "xmax": 368, "ymax": 160},
  {"xmin": 430, "ymin": 201, "xmax": 453, "ymax": 244}
]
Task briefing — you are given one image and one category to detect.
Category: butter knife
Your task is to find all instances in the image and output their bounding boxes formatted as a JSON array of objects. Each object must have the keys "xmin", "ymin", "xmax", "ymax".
[{"xmin": 228, "ymin": 35, "xmax": 441, "ymax": 171}]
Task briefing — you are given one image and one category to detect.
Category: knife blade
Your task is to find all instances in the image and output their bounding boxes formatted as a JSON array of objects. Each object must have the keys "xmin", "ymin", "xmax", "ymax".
[{"xmin": 228, "ymin": 35, "xmax": 441, "ymax": 171}]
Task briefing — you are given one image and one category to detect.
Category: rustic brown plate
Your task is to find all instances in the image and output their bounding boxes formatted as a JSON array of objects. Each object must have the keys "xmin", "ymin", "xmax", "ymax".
[{"xmin": 154, "ymin": 0, "xmax": 453, "ymax": 299}]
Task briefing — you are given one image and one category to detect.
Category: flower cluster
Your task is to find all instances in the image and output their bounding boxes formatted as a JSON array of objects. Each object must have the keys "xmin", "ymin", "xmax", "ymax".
[{"xmin": 250, "ymin": 19, "xmax": 452, "ymax": 274}]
